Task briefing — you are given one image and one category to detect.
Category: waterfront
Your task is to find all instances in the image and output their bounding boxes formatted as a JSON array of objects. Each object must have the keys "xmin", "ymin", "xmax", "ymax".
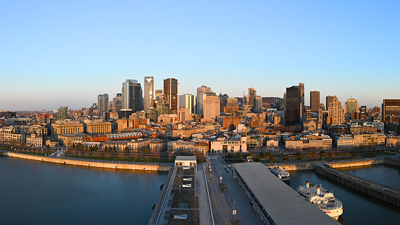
[
  {"xmin": 0, "ymin": 156, "xmax": 168, "ymax": 225},
  {"xmin": 338, "ymin": 163, "xmax": 400, "ymax": 190},
  {"xmin": 289, "ymin": 164, "xmax": 400, "ymax": 225}
]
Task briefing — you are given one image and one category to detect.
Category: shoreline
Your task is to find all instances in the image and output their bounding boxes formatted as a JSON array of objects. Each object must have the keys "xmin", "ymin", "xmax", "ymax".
[
  {"xmin": 265, "ymin": 156, "xmax": 400, "ymax": 170},
  {"xmin": 2, "ymin": 151, "xmax": 173, "ymax": 172}
]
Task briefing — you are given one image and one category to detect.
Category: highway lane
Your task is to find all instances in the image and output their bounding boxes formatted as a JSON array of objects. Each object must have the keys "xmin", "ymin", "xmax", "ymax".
[{"xmin": 206, "ymin": 155, "xmax": 263, "ymax": 225}]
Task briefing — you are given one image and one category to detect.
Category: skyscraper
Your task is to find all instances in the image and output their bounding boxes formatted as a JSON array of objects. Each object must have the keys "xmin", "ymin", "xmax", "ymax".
[
  {"xmin": 326, "ymin": 96, "xmax": 335, "ymax": 111},
  {"xmin": 299, "ymin": 82, "xmax": 304, "ymax": 105},
  {"xmin": 204, "ymin": 94, "xmax": 220, "ymax": 121},
  {"xmin": 197, "ymin": 85, "xmax": 212, "ymax": 115},
  {"xmin": 163, "ymin": 78, "xmax": 178, "ymax": 114},
  {"xmin": 179, "ymin": 94, "xmax": 196, "ymax": 114},
  {"xmin": 248, "ymin": 88, "xmax": 256, "ymax": 111},
  {"xmin": 382, "ymin": 99, "xmax": 400, "ymax": 122},
  {"xmin": 345, "ymin": 98, "xmax": 359, "ymax": 114},
  {"xmin": 285, "ymin": 86, "xmax": 301, "ymax": 126},
  {"xmin": 98, "ymin": 93, "xmax": 109, "ymax": 115},
  {"xmin": 327, "ymin": 96, "xmax": 344, "ymax": 125},
  {"xmin": 144, "ymin": 76, "xmax": 154, "ymax": 111},
  {"xmin": 112, "ymin": 93, "xmax": 122, "ymax": 112},
  {"xmin": 310, "ymin": 91, "xmax": 320, "ymax": 113},
  {"xmin": 121, "ymin": 79, "xmax": 143, "ymax": 112}
]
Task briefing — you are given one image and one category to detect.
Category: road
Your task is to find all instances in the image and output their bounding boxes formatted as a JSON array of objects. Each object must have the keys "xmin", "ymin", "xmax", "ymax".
[
  {"xmin": 49, "ymin": 146, "xmax": 66, "ymax": 158},
  {"xmin": 206, "ymin": 155, "xmax": 263, "ymax": 225}
]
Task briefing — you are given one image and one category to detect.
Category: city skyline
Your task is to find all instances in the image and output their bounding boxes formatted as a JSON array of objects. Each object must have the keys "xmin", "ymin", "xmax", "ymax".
[
  {"xmin": 2, "ymin": 1, "xmax": 400, "ymax": 110},
  {"xmin": 1, "ymin": 75, "xmax": 399, "ymax": 111}
]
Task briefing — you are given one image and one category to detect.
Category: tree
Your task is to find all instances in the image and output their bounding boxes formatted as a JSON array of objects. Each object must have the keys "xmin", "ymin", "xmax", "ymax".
[
  {"xmin": 46, "ymin": 145, "xmax": 50, "ymax": 149},
  {"xmin": 237, "ymin": 152, "xmax": 242, "ymax": 158},
  {"xmin": 283, "ymin": 156, "xmax": 289, "ymax": 162},
  {"xmin": 319, "ymin": 150, "xmax": 327, "ymax": 157},
  {"xmin": 296, "ymin": 151, "xmax": 301, "ymax": 157},
  {"xmin": 104, "ymin": 146, "xmax": 108, "ymax": 152},
  {"xmin": 113, "ymin": 146, "xmax": 117, "ymax": 151},
  {"xmin": 72, "ymin": 143, "xmax": 76, "ymax": 149},
  {"xmin": 104, "ymin": 152, "xmax": 111, "ymax": 161},
  {"xmin": 265, "ymin": 152, "xmax": 271, "ymax": 157},
  {"xmin": 93, "ymin": 151, "xmax": 101, "ymax": 160},
  {"xmin": 125, "ymin": 146, "xmax": 130, "ymax": 153},
  {"xmin": 118, "ymin": 153, "xmax": 126, "ymax": 161},
  {"xmin": 352, "ymin": 153, "xmax": 357, "ymax": 157},
  {"xmin": 254, "ymin": 157, "xmax": 260, "ymax": 162},
  {"xmin": 71, "ymin": 150, "xmax": 77, "ymax": 158},
  {"xmin": 258, "ymin": 152, "xmax": 264, "ymax": 158},
  {"xmin": 143, "ymin": 147, "xmax": 149, "ymax": 154},
  {"xmin": 94, "ymin": 145, "xmax": 98, "ymax": 151},
  {"xmin": 297, "ymin": 156, "xmax": 303, "ymax": 161},
  {"xmin": 306, "ymin": 151, "xmax": 315, "ymax": 159},
  {"xmin": 269, "ymin": 155, "xmax": 275, "ymax": 163}
]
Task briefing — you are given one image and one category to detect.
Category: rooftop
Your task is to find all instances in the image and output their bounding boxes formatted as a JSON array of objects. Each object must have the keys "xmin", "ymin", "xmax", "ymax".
[{"xmin": 233, "ymin": 163, "xmax": 339, "ymax": 225}]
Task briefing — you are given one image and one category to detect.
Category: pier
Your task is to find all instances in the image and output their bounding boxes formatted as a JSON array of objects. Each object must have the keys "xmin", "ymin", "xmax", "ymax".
[
  {"xmin": 316, "ymin": 165, "xmax": 400, "ymax": 206},
  {"xmin": 233, "ymin": 162, "xmax": 339, "ymax": 225}
]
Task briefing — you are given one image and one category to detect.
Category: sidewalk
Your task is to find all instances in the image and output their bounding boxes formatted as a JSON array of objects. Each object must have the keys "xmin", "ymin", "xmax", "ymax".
[{"xmin": 196, "ymin": 165, "xmax": 213, "ymax": 225}]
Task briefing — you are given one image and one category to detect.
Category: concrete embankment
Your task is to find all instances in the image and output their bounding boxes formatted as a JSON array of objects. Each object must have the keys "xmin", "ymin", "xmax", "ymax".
[
  {"xmin": 316, "ymin": 165, "xmax": 400, "ymax": 206},
  {"xmin": 4, "ymin": 152, "xmax": 172, "ymax": 172},
  {"xmin": 266, "ymin": 157, "xmax": 387, "ymax": 171}
]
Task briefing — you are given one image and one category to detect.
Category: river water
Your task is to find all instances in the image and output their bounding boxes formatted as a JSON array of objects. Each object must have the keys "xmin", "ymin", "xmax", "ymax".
[
  {"xmin": 2, "ymin": 156, "xmax": 400, "ymax": 225},
  {"xmin": 0, "ymin": 156, "xmax": 168, "ymax": 225},
  {"xmin": 289, "ymin": 164, "xmax": 400, "ymax": 225}
]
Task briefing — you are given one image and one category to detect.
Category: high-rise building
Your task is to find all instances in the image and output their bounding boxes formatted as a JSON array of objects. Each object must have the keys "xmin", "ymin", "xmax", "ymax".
[
  {"xmin": 360, "ymin": 106, "xmax": 367, "ymax": 114},
  {"xmin": 248, "ymin": 88, "xmax": 256, "ymax": 111},
  {"xmin": 285, "ymin": 86, "xmax": 301, "ymax": 126},
  {"xmin": 299, "ymin": 83, "xmax": 305, "ymax": 105},
  {"xmin": 254, "ymin": 96, "xmax": 262, "ymax": 113},
  {"xmin": 382, "ymin": 99, "xmax": 400, "ymax": 122},
  {"xmin": 283, "ymin": 92, "xmax": 286, "ymax": 110},
  {"xmin": 98, "ymin": 93, "xmax": 109, "ymax": 115},
  {"xmin": 345, "ymin": 98, "xmax": 359, "ymax": 114},
  {"xmin": 197, "ymin": 85, "xmax": 212, "ymax": 115},
  {"xmin": 310, "ymin": 91, "xmax": 320, "ymax": 113},
  {"xmin": 327, "ymin": 96, "xmax": 344, "ymax": 125},
  {"xmin": 197, "ymin": 85, "xmax": 211, "ymax": 96},
  {"xmin": 204, "ymin": 94, "xmax": 220, "ymax": 120},
  {"xmin": 225, "ymin": 98, "xmax": 239, "ymax": 114},
  {"xmin": 326, "ymin": 96, "xmax": 335, "ymax": 110},
  {"xmin": 58, "ymin": 106, "xmax": 68, "ymax": 120},
  {"xmin": 163, "ymin": 78, "xmax": 178, "ymax": 114},
  {"xmin": 219, "ymin": 93, "xmax": 229, "ymax": 113},
  {"xmin": 179, "ymin": 94, "xmax": 196, "ymax": 114},
  {"xmin": 121, "ymin": 79, "xmax": 143, "ymax": 112},
  {"xmin": 144, "ymin": 76, "xmax": 154, "ymax": 111},
  {"xmin": 112, "ymin": 94, "xmax": 122, "ymax": 112}
]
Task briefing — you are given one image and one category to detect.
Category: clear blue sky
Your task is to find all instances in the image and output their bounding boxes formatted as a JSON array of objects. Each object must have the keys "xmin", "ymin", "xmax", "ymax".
[{"xmin": 1, "ymin": 0, "xmax": 399, "ymax": 111}]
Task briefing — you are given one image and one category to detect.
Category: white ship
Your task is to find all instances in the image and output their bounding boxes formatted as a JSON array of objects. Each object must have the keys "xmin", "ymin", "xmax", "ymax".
[
  {"xmin": 269, "ymin": 166, "xmax": 290, "ymax": 184},
  {"xmin": 298, "ymin": 181, "xmax": 343, "ymax": 220}
]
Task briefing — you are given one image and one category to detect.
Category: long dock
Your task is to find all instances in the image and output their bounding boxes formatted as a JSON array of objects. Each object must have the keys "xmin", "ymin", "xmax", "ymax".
[
  {"xmin": 316, "ymin": 165, "xmax": 400, "ymax": 206},
  {"xmin": 233, "ymin": 163, "xmax": 339, "ymax": 225}
]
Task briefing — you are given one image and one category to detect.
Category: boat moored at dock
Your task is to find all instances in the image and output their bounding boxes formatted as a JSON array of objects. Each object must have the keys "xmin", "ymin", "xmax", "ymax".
[{"xmin": 298, "ymin": 181, "xmax": 343, "ymax": 220}]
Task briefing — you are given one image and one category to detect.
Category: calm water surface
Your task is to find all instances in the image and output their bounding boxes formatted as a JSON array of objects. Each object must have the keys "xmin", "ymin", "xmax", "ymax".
[
  {"xmin": 289, "ymin": 165, "xmax": 400, "ymax": 225},
  {"xmin": 0, "ymin": 156, "xmax": 168, "ymax": 225}
]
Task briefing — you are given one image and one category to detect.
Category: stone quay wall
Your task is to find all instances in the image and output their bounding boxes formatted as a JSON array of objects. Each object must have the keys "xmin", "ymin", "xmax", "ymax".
[{"xmin": 4, "ymin": 152, "xmax": 172, "ymax": 172}]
